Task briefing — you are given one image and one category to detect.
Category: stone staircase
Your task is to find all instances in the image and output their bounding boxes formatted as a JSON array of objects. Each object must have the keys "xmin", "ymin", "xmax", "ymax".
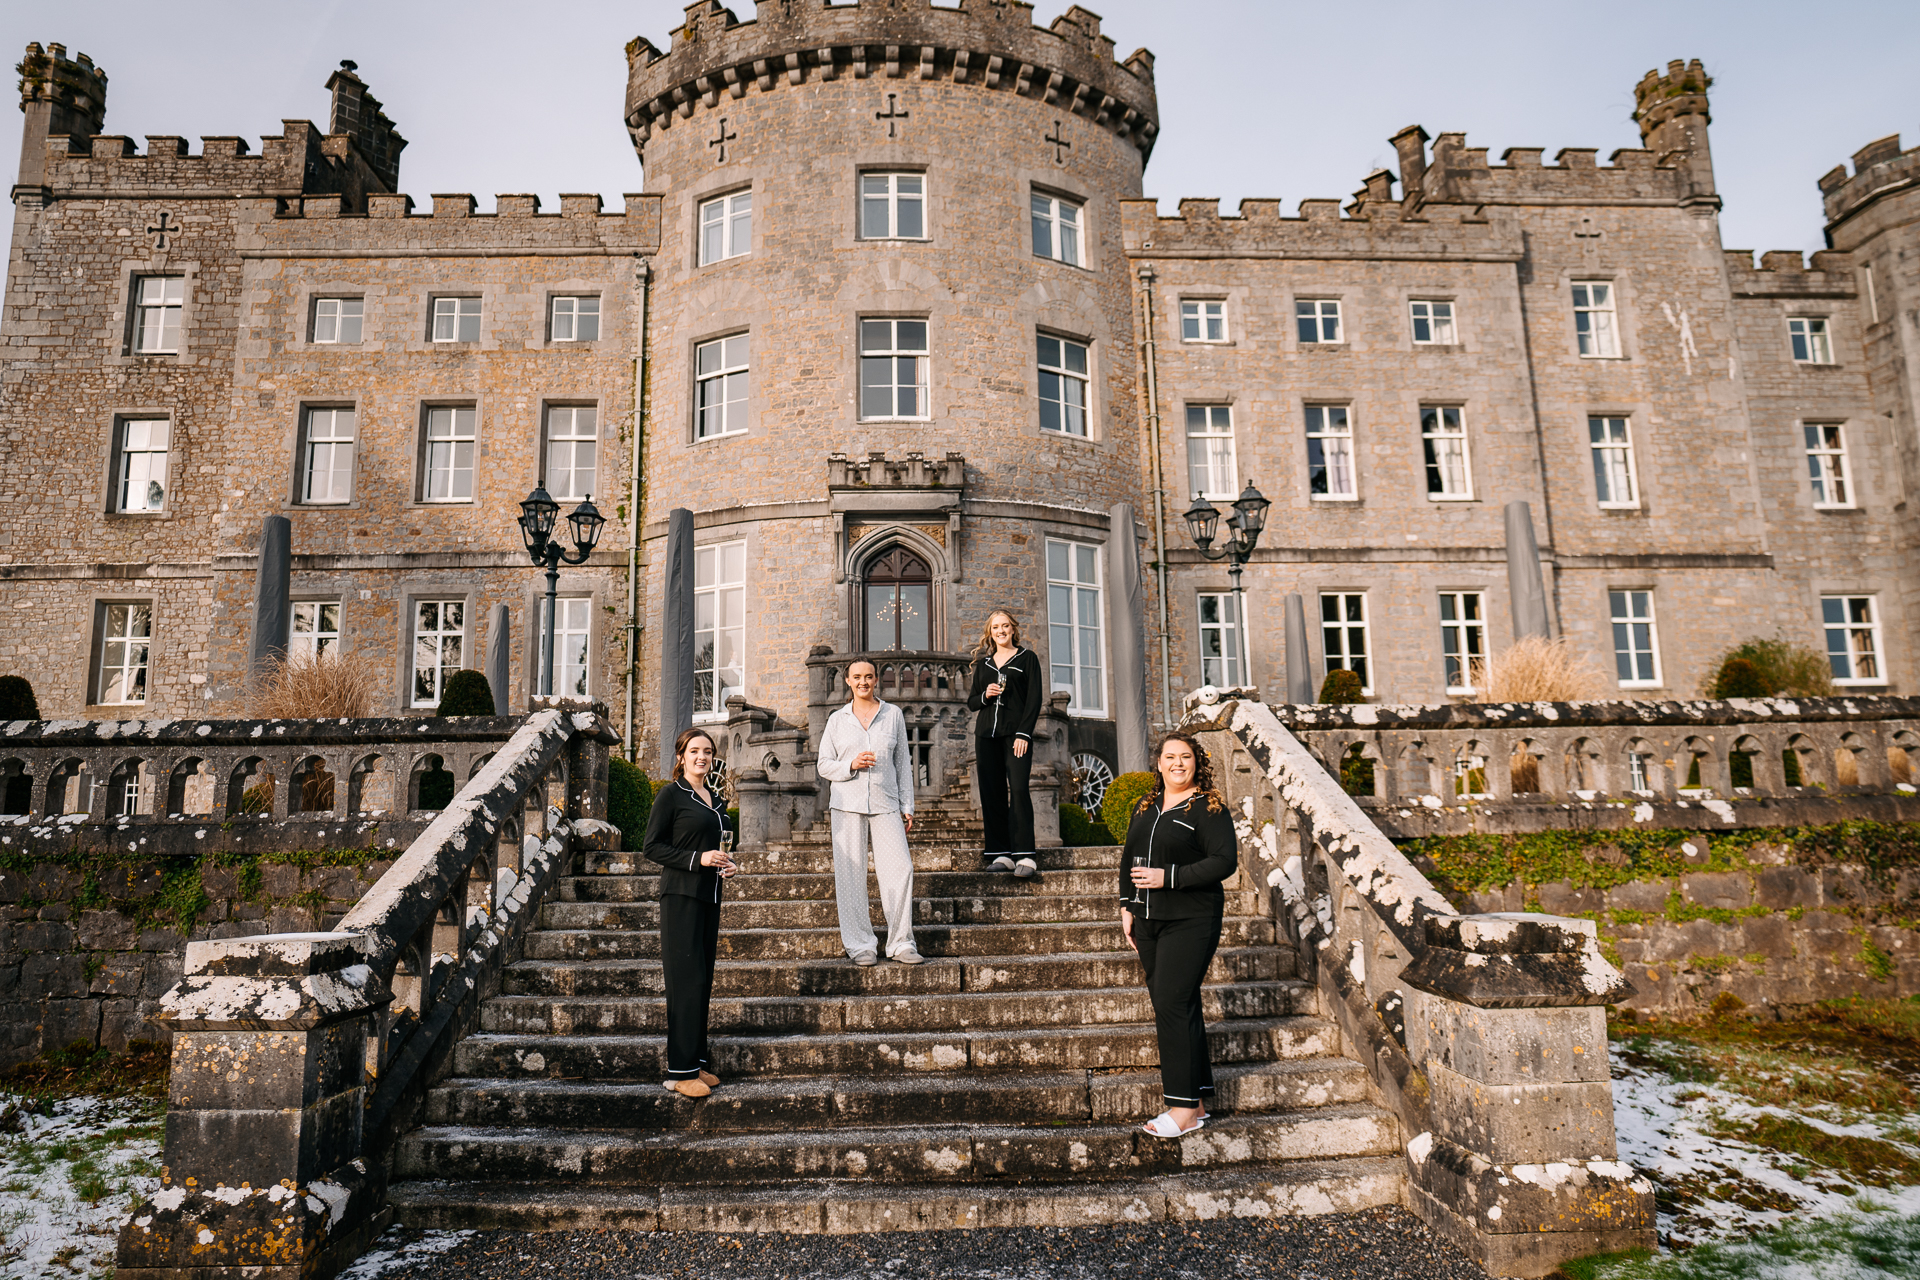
[{"xmin": 386, "ymin": 802, "xmax": 1404, "ymax": 1232}]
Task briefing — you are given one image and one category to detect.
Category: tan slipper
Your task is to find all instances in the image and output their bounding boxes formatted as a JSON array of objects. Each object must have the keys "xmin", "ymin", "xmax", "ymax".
[
  {"xmin": 663, "ymin": 1078, "xmax": 711, "ymax": 1098},
  {"xmin": 698, "ymin": 1070, "xmax": 720, "ymax": 1088}
]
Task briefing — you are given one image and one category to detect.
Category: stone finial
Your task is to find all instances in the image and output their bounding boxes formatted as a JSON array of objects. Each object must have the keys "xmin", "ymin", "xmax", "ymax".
[{"xmin": 17, "ymin": 40, "xmax": 108, "ymax": 137}]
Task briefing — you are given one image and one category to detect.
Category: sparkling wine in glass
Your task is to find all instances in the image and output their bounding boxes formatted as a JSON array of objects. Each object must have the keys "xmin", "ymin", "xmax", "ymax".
[
  {"xmin": 721, "ymin": 828, "xmax": 736, "ymax": 874},
  {"xmin": 1128, "ymin": 849, "xmax": 1149, "ymax": 906}
]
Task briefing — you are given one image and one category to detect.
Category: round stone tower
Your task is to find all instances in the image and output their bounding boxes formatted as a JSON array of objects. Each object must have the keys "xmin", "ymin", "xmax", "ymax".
[{"xmin": 625, "ymin": 0, "xmax": 1159, "ymax": 770}]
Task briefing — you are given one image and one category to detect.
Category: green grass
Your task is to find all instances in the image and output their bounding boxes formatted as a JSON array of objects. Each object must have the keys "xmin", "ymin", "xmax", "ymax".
[{"xmin": 1559, "ymin": 1211, "xmax": 1920, "ymax": 1278}]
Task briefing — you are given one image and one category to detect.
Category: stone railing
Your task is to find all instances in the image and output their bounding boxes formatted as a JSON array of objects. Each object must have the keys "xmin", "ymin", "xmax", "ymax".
[
  {"xmin": 114, "ymin": 698, "xmax": 620, "ymax": 1280},
  {"xmin": 1265, "ymin": 694, "xmax": 1920, "ymax": 837},
  {"xmin": 1, "ymin": 715, "xmax": 528, "ymax": 857},
  {"xmin": 1186, "ymin": 691, "xmax": 1655, "ymax": 1277}
]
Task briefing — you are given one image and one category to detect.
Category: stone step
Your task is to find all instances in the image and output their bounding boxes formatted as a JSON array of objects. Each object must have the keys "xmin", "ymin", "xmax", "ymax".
[
  {"xmin": 450, "ymin": 1016, "xmax": 1339, "ymax": 1080},
  {"xmin": 561, "ymin": 868, "xmax": 1139, "ymax": 903},
  {"xmin": 501, "ymin": 946, "xmax": 1295, "ymax": 998},
  {"xmin": 479, "ymin": 979, "xmax": 1313, "ymax": 1037},
  {"xmin": 540, "ymin": 890, "xmax": 1263, "ymax": 932},
  {"xmin": 397, "ymin": 1105, "xmax": 1397, "ymax": 1187},
  {"xmin": 585, "ymin": 845, "xmax": 1123, "ymax": 877},
  {"xmin": 523, "ymin": 916, "xmax": 1276, "ymax": 962},
  {"xmin": 426, "ymin": 1058, "xmax": 1372, "ymax": 1133},
  {"xmin": 387, "ymin": 1157, "xmax": 1404, "ymax": 1233}
]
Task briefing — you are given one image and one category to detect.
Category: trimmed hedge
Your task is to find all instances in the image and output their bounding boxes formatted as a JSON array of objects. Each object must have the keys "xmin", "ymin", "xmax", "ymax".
[
  {"xmin": 1100, "ymin": 771, "xmax": 1157, "ymax": 843},
  {"xmin": 438, "ymin": 669, "xmax": 498, "ymax": 717},
  {"xmin": 1319, "ymin": 668, "xmax": 1365, "ymax": 704},
  {"xmin": 1058, "ymin": 803, "xmax": 1113, "ymax": 847},
  {"xmin": 0, "ymin": 675, "xmax": 40, "ymax": 721},
  {"xmin": 609, "ymin": 757, "xmax": 655, "ymax": 852}
]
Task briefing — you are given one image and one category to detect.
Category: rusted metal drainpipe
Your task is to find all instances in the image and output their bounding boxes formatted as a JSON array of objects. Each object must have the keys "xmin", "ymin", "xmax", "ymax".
[
  {"xmin": 624, "ymin": 259, "xmax": 652, "ymax": 763},
  {"xmin": 1136, "ymin": 263, "xmax": 1174, "ymax": 727}
]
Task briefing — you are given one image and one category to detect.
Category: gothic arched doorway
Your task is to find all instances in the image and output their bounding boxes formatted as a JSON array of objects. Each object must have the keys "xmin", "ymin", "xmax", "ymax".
[{"xmin": 863, "ymin": 545, "xmax": 932, "ymax": 652}]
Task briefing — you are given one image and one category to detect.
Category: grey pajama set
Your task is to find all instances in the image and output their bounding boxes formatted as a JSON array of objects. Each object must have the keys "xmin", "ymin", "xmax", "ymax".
[{"xmin": 816, "ymin": 698, "xmax": 918, "ymax": 959}]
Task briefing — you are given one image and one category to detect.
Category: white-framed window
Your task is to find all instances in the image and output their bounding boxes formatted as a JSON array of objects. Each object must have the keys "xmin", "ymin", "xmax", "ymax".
[
  {"xmin": 1822, "ymin": 595, "xmax": 1884, "ymax": 685},
  {"xmin": 311, "ymin": 297, "xmax": 363, "ymax": 344},
  {"xmin": 1197, "ymin": 592, "xmax": 1244, "ymax": 688},
  {"xmin": 1030, "ymin": 192, "xmax": 1082, "ymax": 266},
  {"xmin": 290, "ymin": 601, "xmax": 341, "ymax": 660},
  {"xmin": 539, "ymin": 596, "xmax": 592, "ymax": 698},
  {"xmin": 300, "ymin": 407, "xmax": 356, "ymax": 505},
  {"xmin": 1319, "ymin": 592, "xmax": 1371, "ymax": 694},
  {"xmin": 132, "ymin": 277, "xmax": 184, "ymax": 354},
  {"xmin": 860, "ymin": 172, "xmax": 925, "ymax": 240},
  {"xmin": 859, "ymin": 318, "xmax": 930, "ymax": 420},
  {"xmin": 1609, "ymin": 590, "xmax": 1661, "ymax": 687},
  {"xmin": 1046, "ymin": 539, "xmax": 1105, "ymax": 714},
  {"xmin": 1804, "ymin": 422, "xmax": 1852, "ymax": 508},
  {"xmin": 1628, "ymin": 751, "xmax": 1651, "ymax": 792},
  {"xmin": 1184, "ymin": 405, "xmax": 1236, "ymax": 499},
  {"xmin": 1037, "ymin": 333, "xmax": 1090, "ymax": 437},
  {"xmin": 420, "ymin": 406, "xmax": 476, "ymax": 502},
  {"xmin": 1180, "ymin": 300, "xmax": 1226, "ymax": 343},
  {"xmin": 551, "ymin": 296, "xmax": 600, "ymax": 342},
  {"xmin": 1438, "ymin": 591, "xmax": 1485, "ymax": 694},
  {"xmin": 1572, "ymin": 281, "xmax": 1620, "ymax": 358},
  {"xmin": 1296, "ymin": 299, "xmax": 1342, "ymax": 344},
  {"xmin": 699, "ymin": 190, "xmax": 753, "ymax": 265},
  {"xmin": 1589, "ymin": 415, "xmax": 1639, "ymax": 508},
  {"xmin": 430, "ymin": 296, "xmax": 481, "ymax": 343},
  {"xmin": 95, "ymin": 602, "xmax": 153, "ymax": 705},
  {"xmin": 544, "ymin": 406, "xmax": 597, "ymax": 500},
  {"xmin": 694, "ymin": 541, "xmax": 746, "ymax": 719},
  {"xmin": 1305, "ymin": 404, "xmax": 1355, "ymax": 500},
  {"xmin": 411, "ymin": 600, "xmax": 466, "ymax": 708},
  {"xmin": 1788, "ymin": 317, "xmax": 1833, "ymax": 365},
  {"xmin": 114, "ymin": 418, "xmax": 170, "ymax": 513},
  {"xmin": 1421, "ymin": 405, "xmax": 1472, "ymax": 499},
  {"xmin": 1410, "ymin": 299, "xmax": 1456, "ymax": 345},
  {"xmin": 695, "ymin": 334, "xmax": 750, "ymax": 440}
]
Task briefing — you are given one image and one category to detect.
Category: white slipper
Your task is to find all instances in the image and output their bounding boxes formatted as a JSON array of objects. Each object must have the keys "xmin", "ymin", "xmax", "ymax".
[{"xmin": 1141, "ymin": 1110, "xmax": 1206, "ymax": 1138}]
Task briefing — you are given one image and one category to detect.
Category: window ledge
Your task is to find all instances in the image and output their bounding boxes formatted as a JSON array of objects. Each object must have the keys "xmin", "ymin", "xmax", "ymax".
[
  {"xmin": 1412, "ymin": 343, "xmax": 1464, "ymax": 352},
  {"xmin": 1792, "ymin": 361, "xmax": 1845, "ymax": 370},
  {"xmin": 1598, "ymin": 504, "xmax": 1644, "ymax": 513},
  {"xmin": 1833, "ymin": 680, "xmax": 1888, "ymax": 689},
  {"xmin": 104, "ymin": 511, "xmax": 172, "ymax": 520},
  {"xmin": 1813, "ymin": 504, "xmax": 1860, "ymax": 513},
  {"xmin": 1617, "ymin": 682, "xmax": 1664, "ymax": 690},
  {"xmin": 1181, "ymin": 340, "xmax": 1235, "ymax": 348},
  {"xmin": 692, "ymin": 431, "xmax": 750, "ymax": 446},
  {"xmin": 1310, "ymin": 495, "xmax": 1360, "ymax": 504},
  {"xmin": 1426, "ymin": 495, "xmax": 1477, "ymax": 503},
  {"xmin": 1577, "ymin": 354, "xmax": 1629, "ymax": 361}
]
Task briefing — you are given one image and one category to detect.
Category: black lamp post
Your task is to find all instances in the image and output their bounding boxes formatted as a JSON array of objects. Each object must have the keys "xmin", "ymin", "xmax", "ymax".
[
  {"xmin": 517, "ymin": 486, "xmax": 606, "ymax": 697},
  {"xmin": 1182, "ymin": 480, "xmax": 1270, "ymax": 683}
]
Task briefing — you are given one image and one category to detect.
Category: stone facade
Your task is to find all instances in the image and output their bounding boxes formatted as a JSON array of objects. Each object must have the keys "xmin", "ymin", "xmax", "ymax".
[{"xmin": 4, "ymin": 11, "xmax": 1918, "ymax": 784}]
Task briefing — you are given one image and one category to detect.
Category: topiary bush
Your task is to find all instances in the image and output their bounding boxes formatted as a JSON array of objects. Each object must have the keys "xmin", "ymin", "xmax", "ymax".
[
  {"xmin": 1100, "ymin": 771, "xmax": 1157, "ymax": 842},
  {"xmin": 609, "ymin": 756, "xmax": 654, "ymax": 852},
  {"xmin": 0, "ymin": 675, "xmax": 41, "ymax": 721},
  {"xmin": 1704, "ymin": 638, "xmax": 1834, "ymax": 699},
  {"xmin": 1710, "ymin": 655, "xmax": 1768, "ymax": 699},
  {"xmin": 1058, "ymin": 803, "xmax": 1113, "ymax": 847},
  {"xmin": 437, "ymin": 669, "xmax": 498, "ymax": 717},
  {"xmin": 1319, "ymin": 668, "xmax": 1365, "ymax": 704}
]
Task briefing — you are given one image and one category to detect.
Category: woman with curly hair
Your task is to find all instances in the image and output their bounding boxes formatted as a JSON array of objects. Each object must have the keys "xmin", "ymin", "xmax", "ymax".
[{"xmin": 1118, "ymin": 730, "xmax": 1240, "ymax": 1137}]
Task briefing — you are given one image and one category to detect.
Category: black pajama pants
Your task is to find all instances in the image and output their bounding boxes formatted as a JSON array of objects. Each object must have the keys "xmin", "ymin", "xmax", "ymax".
[
  {"xmin": 976, "ymin": 735, "xmax": 1035, "ymax": 856},
  {"xmin": 1136, "ymin": 909, "xmax": 1224, "ymax": 1108},
  {"xmin": 659, "ymin": 891, "xmax": 721, "ymax": 1080}
]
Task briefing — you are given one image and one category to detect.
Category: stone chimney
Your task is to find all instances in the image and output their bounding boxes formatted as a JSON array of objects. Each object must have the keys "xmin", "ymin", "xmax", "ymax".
[{"xmin": 323, "ymin": 59, "xmax": 406, "ymax": 193}]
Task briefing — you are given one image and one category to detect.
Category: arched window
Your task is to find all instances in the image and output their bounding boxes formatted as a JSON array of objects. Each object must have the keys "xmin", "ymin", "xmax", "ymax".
[{"xmin": 864, "ymin": 546, "xmax": 931, "ymax": 651}]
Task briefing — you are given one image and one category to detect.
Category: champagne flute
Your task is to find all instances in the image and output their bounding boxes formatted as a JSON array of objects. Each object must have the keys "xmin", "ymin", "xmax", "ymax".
[
  {"xmin": 1128, "ymin": 848, "xmax": 1149, "ymax": 906},
  {"xmin": 720, "ymin": 828, "xmax": 737, "ymax": 877}
]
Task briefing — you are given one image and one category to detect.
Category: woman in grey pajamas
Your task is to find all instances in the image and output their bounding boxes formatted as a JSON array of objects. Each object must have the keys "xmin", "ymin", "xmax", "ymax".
[{"xmin": 817, "ymin": 659, "xmax": 922, "ymax": 966}]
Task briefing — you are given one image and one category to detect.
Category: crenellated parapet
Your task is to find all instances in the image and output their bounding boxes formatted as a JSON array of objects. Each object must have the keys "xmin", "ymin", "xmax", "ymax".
[
  {"xmin": 246, "ymin": 190, "xmax": 662, "ymax": 255},
  {"xmin": 1820, "ymin": 133, "xmax": 1920, "ymax": 233},
  {"xmin": 16, "ymin": 41, "xmax": 107, "ymax": 137},
  {"xmin": 623, "ymin": 0, "xmax": 1158, "ymax": 160},
  {"xmin": 33, "ymin": 120, "xmax": 329, "ymax": 198},
  {"xmin": 1724, "ymin": 247, "xmax": 1857, "ymax": 300},
  {"xmin": 1401, "ymin": 130, "xmax": 1702, "ymax": 210},
  {"xmin": 1119, "ymin": 194, "xmax": 1523, "ymax": 263}
]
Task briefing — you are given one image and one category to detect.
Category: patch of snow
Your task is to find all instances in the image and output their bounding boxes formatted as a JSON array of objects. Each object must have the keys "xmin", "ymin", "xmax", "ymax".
[
  {"xmin": 0, "ymin": 1090, "xmax": 162, "ymax": 1278},
  {"xmin": 338, "ymin": 1227, "xmax": 476, "ymax": 1279}
]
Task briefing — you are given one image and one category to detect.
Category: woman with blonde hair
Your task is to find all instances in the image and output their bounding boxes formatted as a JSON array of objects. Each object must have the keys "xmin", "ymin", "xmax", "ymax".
[
  {"xmin": 965, "ymin": 609, "xmax": 1045, "ymax": 876},
  {"xmin": 1118, "ymin": 731, "xmax": 1238, "ymax": 1137},
  {"xmin": 643, "ymin": 726, "xmax": 736, "ymax": 1097}
]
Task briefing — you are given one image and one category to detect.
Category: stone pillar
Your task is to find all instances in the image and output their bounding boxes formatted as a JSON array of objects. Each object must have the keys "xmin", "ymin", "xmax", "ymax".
[
  {"xmin": 1105, "ymin": 502, "xmax": 1150, "ymax": 774},
  {"xmin": 1503, "ymin": 502, "xmax": 1551, "ymax": 640},
  {"xmin": 117, "ymin": 932, "xmax": 392, "ymax": 1280},
  {"xmin": 1400, "ymin": 914, "xmax": 1654, "ymax": 1276},
  {"xmin": 732, "ymin": 769, "xmax": 772, "ymax": 848},
  {"xmin": 248, "ymin": 516, "xmax": 292, "ymax": 687},
  {"xmin": 1283, "ymin": 593, "xmax": 1314, "ymax": 703},
  {"xmin": 487, "ymin": 603, "xmax": 512, "ymax": 714},
  {"xmin": 658, "ymin": 508, "xmax": 696, "ymax": 776}
]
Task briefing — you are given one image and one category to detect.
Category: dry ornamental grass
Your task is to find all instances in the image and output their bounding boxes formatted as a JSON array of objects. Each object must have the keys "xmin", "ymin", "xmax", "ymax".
[
  {"xmin": 253, "ymin": 650, "xmax": 380, "ymax": 719},
  {"xmin": 1470, "ymin": 635, "xmax": 1610, "ymax": 703}
]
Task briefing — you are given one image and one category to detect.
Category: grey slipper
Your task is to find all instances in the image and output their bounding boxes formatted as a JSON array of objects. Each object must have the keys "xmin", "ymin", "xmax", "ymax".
[
  {"xmin": 1013, "ymin": 857, "xmax": 1039, "ymax": 879},
  {"xmin": 852, "ymin": 950, "xmax": 880, "ymax": 966},
  {"xmin": 986, "ymin": 856, "xmax": 1016, "ymax": 874}
]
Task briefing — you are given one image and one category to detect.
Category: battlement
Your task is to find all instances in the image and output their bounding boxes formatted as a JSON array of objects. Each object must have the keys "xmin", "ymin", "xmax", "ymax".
[
  {"xmin": 1119, "ymin": 194, "xmax": 1522, "ymax": 263},
  {"xmin": 16, "ymin": 41, "xmax": 107, "ymax": 138},
  {"xmin": 1820, "ymin": 133, "xmax": 1920, "ymax": 231},
  {"xmin": 1723, "ymin": 248, "xmax": 1857, "ymax": 299},
  {"xmin": 1396, "ymin": 127, "xmax": 1698, "ymax": 210},
  {"xmin": 35, "ymin": 120, "xmax": 327, "ymax": 197},
  {"xmin": 244, "ymin": 189, "xmax": 661, "ymax": 255},
  {"xmin": 623, "ymin": 1, "xmax": 1158, "ymax": 160}
]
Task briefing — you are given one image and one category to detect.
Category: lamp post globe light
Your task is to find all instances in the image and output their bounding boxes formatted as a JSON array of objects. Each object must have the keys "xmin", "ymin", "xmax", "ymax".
[
  {"xmin": 517, "ymin": 486, "xmax": 606, "ymax": 697},
  {"xmin": 1182, "ymin": 480, "xmax": 1269, "ymax": 687}
]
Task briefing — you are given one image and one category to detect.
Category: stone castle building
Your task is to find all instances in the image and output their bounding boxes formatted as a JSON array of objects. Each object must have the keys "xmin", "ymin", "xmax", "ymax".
[{"xmin": 4, "ymin": 1, "xmax": 1915, "ymax": 801}]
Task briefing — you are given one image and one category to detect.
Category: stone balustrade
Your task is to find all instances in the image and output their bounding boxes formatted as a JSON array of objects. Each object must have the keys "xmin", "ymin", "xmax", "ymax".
[
  {"xmin": 1187, "ymin": 690, "xmax": 1655, "ymax": 1277},
  {"xmin": 114, "ymin": 698, "xmax": 619, "ymax": 1280}
]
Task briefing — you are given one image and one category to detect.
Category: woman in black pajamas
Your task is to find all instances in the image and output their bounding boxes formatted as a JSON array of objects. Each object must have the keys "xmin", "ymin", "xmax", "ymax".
[
  {"xmin": 966, "ymin": 610, "xmax": 1046, "ymax": 877},
  {"xmin": 643, "ymin": 727, "xmax": 736, "ymax": 1099},
  {"xmin": 1119, "ymin": 730, "xmax": 1239, "ymax": 1137}
]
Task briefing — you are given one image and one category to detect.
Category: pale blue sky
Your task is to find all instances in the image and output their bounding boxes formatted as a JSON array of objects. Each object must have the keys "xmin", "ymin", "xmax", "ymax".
[{"xmin": 3, "ymin": 0, "xmax": 1915, "ymax": 284}]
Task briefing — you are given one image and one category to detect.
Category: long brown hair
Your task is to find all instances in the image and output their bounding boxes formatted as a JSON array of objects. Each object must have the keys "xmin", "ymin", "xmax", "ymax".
[
  {"xmin": 1139, "ymin": 731, "xmax": 1227, "ymax": 815},
  {"xmin": 670, "ymin": 727, "xmax": 719, "ymax": 786},
  {"xmin": 971, "ymin": 609, "xmax": 1023, "ymax": 659}
]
